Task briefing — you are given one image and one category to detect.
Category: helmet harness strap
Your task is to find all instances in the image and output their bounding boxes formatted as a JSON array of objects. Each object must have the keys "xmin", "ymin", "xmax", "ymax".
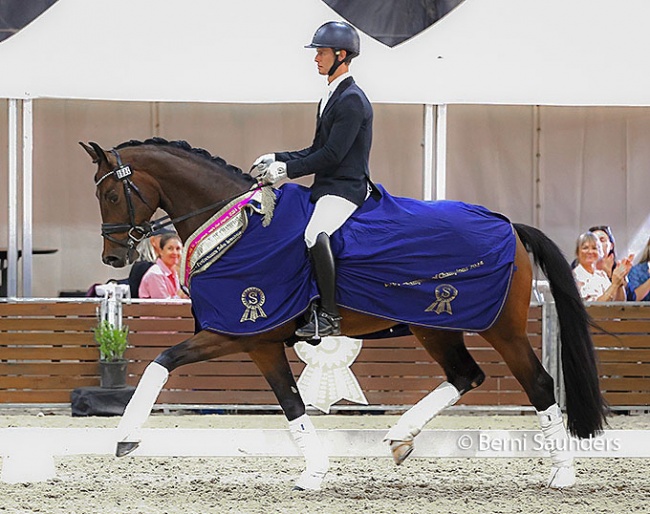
[{"xmin": 327, "ymin": 50, "xmax": 344, "ymax": 76}]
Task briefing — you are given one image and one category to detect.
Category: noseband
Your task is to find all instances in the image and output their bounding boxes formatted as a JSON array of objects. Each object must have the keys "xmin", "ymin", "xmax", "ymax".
[{"xmin": 95, "ymin": 148, "xmax": 261, "ymax": 255}]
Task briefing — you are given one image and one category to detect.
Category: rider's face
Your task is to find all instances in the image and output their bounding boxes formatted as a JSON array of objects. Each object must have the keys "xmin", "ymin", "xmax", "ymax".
[{"xmin": 314, "ymin": 48, "xmax": 337, "ymax": 76}]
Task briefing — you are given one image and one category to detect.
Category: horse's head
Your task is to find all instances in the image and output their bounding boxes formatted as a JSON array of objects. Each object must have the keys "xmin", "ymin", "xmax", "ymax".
[{"xmin": 80, "ymin": 141, "xmax": 160, "ymax": 267}]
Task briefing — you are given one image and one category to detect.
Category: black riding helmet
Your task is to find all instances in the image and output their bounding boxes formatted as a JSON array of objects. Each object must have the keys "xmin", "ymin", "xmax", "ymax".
[{"xmin": 305, "ymin": 21, "xmax": 360, "ymax": 76}]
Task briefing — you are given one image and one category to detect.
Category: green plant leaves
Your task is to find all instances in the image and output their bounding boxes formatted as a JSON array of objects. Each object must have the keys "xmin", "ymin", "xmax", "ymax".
[{"xmin": 94, "ymin": 320, "xmax": 129, "ymax": 362}]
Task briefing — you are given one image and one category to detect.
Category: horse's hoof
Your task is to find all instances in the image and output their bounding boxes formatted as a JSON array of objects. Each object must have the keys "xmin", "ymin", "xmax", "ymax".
[
  {"xmin": 547, "ymin": 466, "xmax": 576, "ymax": 488},
  {"xmin": 115, "ymin": 441, "xmax": 140, "ymax": 457},
  {"xmin": 293, "ymin": 470, "xmax": 325, "ymax": 491},
  {"xmin": 389, "ymin": 439, "xmax": 414, "ymax": 465}
]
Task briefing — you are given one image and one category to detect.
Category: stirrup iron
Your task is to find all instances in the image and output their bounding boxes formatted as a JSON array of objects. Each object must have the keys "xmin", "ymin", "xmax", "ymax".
[{"xmin": 295, "ymin": 304, "xmax": 341, "ymax": 340}]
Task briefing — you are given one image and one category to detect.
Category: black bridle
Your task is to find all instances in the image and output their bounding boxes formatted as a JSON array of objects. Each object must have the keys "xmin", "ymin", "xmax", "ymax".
[
  {"xmin": 95, "ymin": 148, "xmax": 260, "ymax": 256},
  {"xmin": 95, "ymin": 149, "xmax": 156, "ymax": 254}
]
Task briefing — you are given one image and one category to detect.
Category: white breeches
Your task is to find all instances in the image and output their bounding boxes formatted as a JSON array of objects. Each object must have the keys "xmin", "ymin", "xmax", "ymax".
[{"xmin": 304, "ymin": 195, "xmax": 357, "ymax": 248}]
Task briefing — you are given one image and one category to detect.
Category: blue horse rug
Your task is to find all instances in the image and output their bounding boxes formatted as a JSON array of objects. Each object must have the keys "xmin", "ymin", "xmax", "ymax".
[{"xmin": 189, "ymin": 184, "xmax": 516, "ymax": 335}]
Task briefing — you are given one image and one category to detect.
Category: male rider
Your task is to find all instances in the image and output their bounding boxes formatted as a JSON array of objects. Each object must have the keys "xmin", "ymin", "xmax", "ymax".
[{"xmin": 253, "ymin": 20, "xmax": 377, "ymax": 340}]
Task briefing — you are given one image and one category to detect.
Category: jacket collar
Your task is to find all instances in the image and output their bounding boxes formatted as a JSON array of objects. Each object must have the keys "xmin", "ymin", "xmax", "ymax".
[{"xmin": 320, "ymin": 76, "xmax": 355, "ymax": 119}]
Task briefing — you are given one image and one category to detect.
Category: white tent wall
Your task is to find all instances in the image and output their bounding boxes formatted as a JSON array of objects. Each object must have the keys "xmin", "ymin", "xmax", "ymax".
[
  {"xmin": 447, "ymin": 105, "xmax": 536, "ymax": 225},
  {"xmin": 447, "ymin": 104, "xmax": 650, "ymax": 262},
  {"xmin": 539, "ymin": 106, "xmax": 650, "ymax": 258}
]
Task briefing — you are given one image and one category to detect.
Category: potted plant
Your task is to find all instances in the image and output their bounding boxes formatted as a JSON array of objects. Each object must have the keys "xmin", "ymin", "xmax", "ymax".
[{"xmin": 94, "ymin": 319, "xmax": 129, "ymax": 388}]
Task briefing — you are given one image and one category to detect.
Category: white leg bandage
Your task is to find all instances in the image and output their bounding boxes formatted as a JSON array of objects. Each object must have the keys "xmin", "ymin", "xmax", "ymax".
[
  {"xmin": 116, "ymin": 362, "xmax": 169, "ymax": 442},
  {"xmin": 384, "ymin": 381, "xmax": 461, "ymax": 442},
  {"xmin": 289, "ymin": 414, "xmax": 329, "ymax": 491},
  {"xmin": 537, "ymin": 403, "xmax": 575, "ymax": 488}
]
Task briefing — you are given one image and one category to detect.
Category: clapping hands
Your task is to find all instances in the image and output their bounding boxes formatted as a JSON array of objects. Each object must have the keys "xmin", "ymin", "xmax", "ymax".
[{"xmin": 612, "ymin": 254, "xmax": 634, "ymax": 287}]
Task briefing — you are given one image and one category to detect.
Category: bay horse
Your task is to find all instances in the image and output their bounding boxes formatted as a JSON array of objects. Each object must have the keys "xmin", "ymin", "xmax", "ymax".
[{"xmin": 81, "ymin": 138, "xmax": 606, "ymax": 491}]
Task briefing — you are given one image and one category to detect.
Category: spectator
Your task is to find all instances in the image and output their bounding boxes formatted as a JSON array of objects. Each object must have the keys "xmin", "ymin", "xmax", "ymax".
[
  {"xmin": 128, "ymin": 228, "xmax": 176, "ymax": 298},
  {"xmin": 572, "ymin": 231, "xmax": 632, "ymax": 302},
  {"xmin": 588, "ymin": 225, "xmax": 618, "ymax": 280},
  {"xmin": 628, "ymin": 237, "xmax": 650, "ymax": 301},
  {"xmin": 138, "ymin": 233, "xmax": 184, "ymax": 299}
]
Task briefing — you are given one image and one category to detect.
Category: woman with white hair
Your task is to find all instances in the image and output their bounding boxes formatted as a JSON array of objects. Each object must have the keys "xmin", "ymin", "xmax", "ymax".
[{"xmin": 572, "ymin": 231, "xmax": 632, "ymax": 302}]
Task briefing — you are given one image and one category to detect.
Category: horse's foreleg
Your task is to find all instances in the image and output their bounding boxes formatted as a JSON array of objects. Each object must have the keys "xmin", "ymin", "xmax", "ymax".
[
  {"xmin": 115, "ymin": 360, "xmax": 169, "ymax": 455},
  {"xmin": 385, "ymin": 329, "xmax": 484, "ymax": 465},
  {"xmin": 248, "ymin": 342, "xmax": 329, "ymax": 491},
  {"xmin": 115, "ymin": 330, "xmax": 246, "ymax": 456}
]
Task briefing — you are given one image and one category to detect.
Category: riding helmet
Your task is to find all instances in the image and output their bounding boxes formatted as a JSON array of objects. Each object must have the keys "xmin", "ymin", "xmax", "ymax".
[{"xmin": 305, "ymin": 21, "xmax": 360, "ymax": 58}]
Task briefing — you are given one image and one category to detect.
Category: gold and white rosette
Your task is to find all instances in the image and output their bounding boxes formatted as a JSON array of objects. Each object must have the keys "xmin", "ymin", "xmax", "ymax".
[
  {"xmin": 425, "ymin": 284, "xmax": 459, "ymax": 314},
  {"xmin": 294, "ymin": 336, "xmax": 368, "ymax": 413}
]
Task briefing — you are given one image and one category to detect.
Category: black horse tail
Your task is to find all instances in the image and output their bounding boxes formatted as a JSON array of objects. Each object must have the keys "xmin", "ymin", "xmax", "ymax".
[{"xmin": 513, "ymin": 223, "xmax": 608, "ymax": 438}]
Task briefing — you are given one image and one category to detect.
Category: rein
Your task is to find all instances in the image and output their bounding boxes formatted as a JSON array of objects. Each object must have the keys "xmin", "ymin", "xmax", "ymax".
[{"xmin": 95, "ymin": 148, "xmax": 258, "ymax": 255}]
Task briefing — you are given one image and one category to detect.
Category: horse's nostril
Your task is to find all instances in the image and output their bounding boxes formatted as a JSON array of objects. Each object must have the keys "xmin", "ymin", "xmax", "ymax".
[{"xmin": 103, "ymin": 255, "xmax": 121, "ymax": 267}]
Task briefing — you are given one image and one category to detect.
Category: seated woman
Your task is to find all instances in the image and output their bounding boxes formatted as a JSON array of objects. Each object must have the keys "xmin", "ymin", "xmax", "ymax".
[
  {"xmin": 572, "ymin": 231, "xmax": 632, "ymax": 302},
  {"xmin": 628, "ymin": 237, "xmax": 650, "ymax": 301},
  {"xmin": 588, "ymin": 225, "xmax": 618, "ymax": 280},
  {"xmin": 128, "ymin": 228, "xmax": 177, "ymax": 298},
  {"xmin": 138, "ymin": 233, "xmax": 185, "ymax": 299}
]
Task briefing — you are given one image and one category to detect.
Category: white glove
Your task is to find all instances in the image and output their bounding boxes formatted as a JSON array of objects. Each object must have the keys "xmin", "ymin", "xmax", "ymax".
[
  {"xmin": 259, "ymin": 161, "xmax": 287, "ymax": 185},
  {"xmin": 252, "ymin": 153, "xmax": 275, "ymax": 173}
]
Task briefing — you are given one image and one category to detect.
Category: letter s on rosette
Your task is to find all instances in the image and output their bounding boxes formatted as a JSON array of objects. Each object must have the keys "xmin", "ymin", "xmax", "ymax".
[
  {"xmin": 425, "ymin": 284, "xmax": 459, "ymax": 315},
  {"xmin": 240, "ymin": 287, "xmax": 268, "ymax": 322}
]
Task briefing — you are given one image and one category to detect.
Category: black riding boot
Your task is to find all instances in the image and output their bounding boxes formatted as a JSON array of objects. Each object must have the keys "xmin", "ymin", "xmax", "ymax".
[{"xmin": 295, "ymin": 232, "xmax": 342, "ymax": 340}]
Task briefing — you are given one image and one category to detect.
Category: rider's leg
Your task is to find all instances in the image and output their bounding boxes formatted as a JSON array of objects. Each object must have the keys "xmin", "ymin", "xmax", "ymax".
[
  {"xmin": 296, "ymin": 232, "xmax": 341, "ymax": 338},
  {"xmin": 296, "ymin": 195, "xmax": 357, "ymax": 340}
]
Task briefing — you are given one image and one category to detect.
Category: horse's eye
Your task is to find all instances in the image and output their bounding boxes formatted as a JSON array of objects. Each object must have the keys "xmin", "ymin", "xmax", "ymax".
[{"xmin": 106, "ymin": 190, "xmax": 120, "ymax": 204}]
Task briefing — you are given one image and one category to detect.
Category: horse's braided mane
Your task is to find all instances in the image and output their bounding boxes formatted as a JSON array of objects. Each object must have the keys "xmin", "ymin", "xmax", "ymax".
[{"xmin": 115, "ymin": 137, "xmax": 253, "ymax": 182}]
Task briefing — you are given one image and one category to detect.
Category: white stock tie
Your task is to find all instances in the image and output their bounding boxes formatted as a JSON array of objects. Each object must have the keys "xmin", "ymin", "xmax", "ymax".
[{"xmin": 319, "ymin": 90, "xmax": 332, "ymax": 116}]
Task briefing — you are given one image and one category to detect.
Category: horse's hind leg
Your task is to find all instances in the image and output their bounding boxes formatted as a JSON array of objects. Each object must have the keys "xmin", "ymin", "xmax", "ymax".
[
  {"xmin": 248, "ymin": 342, "xmax": 328, "ymax": 491},
  {"xmin": 481, "ymin": 322, "xmax": 575, "ymax": 488},
  {"xmin": 480, "ymin": 237, "xmax": 574, "ymax": 488},
  {"xmin": 385, "ymin": 329, "xmax": 485, "ymax": 465}
]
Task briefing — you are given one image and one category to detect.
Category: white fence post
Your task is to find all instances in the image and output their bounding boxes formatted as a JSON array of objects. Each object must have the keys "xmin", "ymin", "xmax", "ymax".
[
  {"xmin": 542, "ymin": 300, "xmax": 563, "ymax": 409},
  {"xmin": 96, "ymin": 283, "xmax": 130, "ymax": 328}
]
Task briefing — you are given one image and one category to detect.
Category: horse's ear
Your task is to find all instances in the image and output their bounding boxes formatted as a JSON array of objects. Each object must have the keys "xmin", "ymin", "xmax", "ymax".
[
  {"xmin": 79, "ymin": 142, "xmax": 99, "ymax": 163},
  {"xmin": 79, "ymin": 141, "xmax": 109, "ymax": 165}
]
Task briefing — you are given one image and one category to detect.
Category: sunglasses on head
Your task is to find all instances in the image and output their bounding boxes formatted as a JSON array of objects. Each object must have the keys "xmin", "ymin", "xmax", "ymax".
[
  {"xmin": 588, "ymin": 225, "xmax": 616, "ymax": 252},
  {"xmin": 589, "ymin": 225, "xmax": 611, "ymax": 234}
]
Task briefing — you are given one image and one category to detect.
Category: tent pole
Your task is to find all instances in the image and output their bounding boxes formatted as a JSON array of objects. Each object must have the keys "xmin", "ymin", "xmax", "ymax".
[
  {"xmin": 423, "ymin": 104, "xmax": 434, "ymax": 201},
  {"xmin": 7, "ymin": 99, "xmax": 19, "ymax": 297},
  {"xmin": 22, "ymin": 99, "xmax": 33, "ymax": 297},
  {"xmin": 533, "ymin": 105, "xmax": 542, "ymax": 228},
  {"xmin": 435, "ymin": 104, "xmax": 448, "ymax": 201}
]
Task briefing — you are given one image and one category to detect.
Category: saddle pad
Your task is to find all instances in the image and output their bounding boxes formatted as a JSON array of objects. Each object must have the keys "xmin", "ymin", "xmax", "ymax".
[{"xmin": 189, "ymin": 183, "xmax": 516, "ymax": 335}]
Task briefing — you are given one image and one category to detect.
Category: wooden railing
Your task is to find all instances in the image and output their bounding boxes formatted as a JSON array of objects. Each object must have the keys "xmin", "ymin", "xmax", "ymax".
[
  {"xmin": 588, "ymin": 303, "xmax": 650, "ymax": 408},
  {"xmin": 0, "ymin": 300, "xmax": 99, "ymax": 403},
  {"xmin": 0, "ymin": 300, "xmax": 648, "ymax": 410},
  {"xmin": 125, "ymin": 302, "xmax": 543, "ymax": 406}
]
